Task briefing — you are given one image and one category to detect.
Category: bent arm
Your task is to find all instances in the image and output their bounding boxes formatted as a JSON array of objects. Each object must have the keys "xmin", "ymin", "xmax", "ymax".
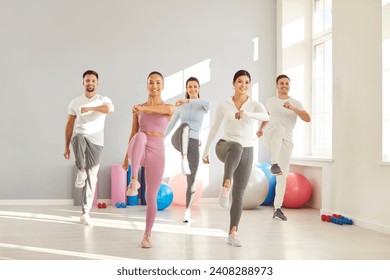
[
  {"xmin": 284, "ymin": 101, "xmax": 310, "ymax": 122},
  {"xmin": 295, "ymin": 108, "xmax": 311, "ymax": 122},
  {"xmin": 138, "ymin": 104, "xmax": 175, "ymax": 116},
  {"xmin": 81, "ymin": 102, "xmax": 114, "ymax": 114},
  {"xmin": 243, "ymin": 102, "xmax": 269, "ymax": 121},
  {"xmin": 190, "ymin": 99, "xmax": 210, "ymax": 112}
]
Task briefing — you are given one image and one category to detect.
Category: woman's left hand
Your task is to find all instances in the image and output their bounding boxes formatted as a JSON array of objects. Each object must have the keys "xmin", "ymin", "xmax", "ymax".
[
  {"xmin": 175, "ymin": 99, "xmax": 188, "ymax": 106},
  {"xmin": 235, "ymin": 110, "xmax": 244, "ymax": 120}
]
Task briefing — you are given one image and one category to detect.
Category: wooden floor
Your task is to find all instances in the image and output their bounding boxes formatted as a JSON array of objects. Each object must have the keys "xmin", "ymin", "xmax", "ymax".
[{"xmin": 1, "ymin": 203, "xmax": 390, "ymax": 260}]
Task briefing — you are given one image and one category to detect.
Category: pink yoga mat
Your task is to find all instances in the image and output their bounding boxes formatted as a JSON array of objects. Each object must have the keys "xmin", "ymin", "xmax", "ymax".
[
  {"xmin": 93, "ymin": 183, "xmax": 98, "ymax": 206},
  {"xmin": 111, "ymin": 164, "xmax": 127, "ymax": 205}
]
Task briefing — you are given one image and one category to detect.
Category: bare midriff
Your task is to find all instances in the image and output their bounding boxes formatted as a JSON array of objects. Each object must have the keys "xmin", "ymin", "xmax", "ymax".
[{"xmin": 142, "ymin": 131, "xmax": 164, "ymax": 138}]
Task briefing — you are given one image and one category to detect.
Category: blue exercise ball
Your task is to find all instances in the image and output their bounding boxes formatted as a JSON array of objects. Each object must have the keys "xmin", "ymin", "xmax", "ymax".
[
  {"xmin": 157, "ymin": 182, "xmax": 173, "ymax": 211},
  {"xmin": 256, "ymin": 162, "xmax": 276, "ymax": 205}
]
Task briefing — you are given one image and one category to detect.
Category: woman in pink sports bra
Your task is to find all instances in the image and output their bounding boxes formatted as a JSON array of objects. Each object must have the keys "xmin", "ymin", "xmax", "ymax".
[{"xmin": 122, "ymin": 71, "xmax": 174, "ymax": 248}]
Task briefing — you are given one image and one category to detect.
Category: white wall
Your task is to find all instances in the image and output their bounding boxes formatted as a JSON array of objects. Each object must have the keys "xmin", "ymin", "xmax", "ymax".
[
  {"xmin": 331, "ymin": 0, "xmax": 390, "ymax": 233},
  {"xmin": 0, "ymin": 0, "xmax": 276, "ymax": 201}
]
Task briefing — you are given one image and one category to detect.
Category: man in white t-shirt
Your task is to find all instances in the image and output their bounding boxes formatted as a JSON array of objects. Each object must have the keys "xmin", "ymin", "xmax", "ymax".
[
  {"xmin": 64, "ymin": 70, "xmax": 114, "ymax": 225},
  {"xmin": 257, "ymin": 74, "xmax": 310, "ymax": 221}
]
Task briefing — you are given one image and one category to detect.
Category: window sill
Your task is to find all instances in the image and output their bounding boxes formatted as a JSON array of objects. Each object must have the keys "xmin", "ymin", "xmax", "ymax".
[{"xmin": 290, "ymin": 155, "xmax": 333, "ymax": 167}]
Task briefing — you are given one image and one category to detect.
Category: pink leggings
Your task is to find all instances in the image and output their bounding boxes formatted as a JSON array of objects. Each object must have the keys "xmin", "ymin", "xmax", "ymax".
[{"xmin": 128, "ymin": 132, "xmax": 165, "ymax": 235}]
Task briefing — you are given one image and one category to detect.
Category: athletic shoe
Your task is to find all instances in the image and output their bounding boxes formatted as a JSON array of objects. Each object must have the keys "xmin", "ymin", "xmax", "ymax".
[
  {"xmin": 75, "ymin": 171, "xmax": 87, "ymax": 188},
  {"xmin": 218, "ymin": 186, "xmax": 231, "ymax": 208},
  {"xmin": 181, "ymin": 159, "xmax": 191, "ymax": 175},
  {"xmin": 270, "ymin": 164, "xmax": 282, "ymax": 176},
  {"xmin": 227, "ymin": 231, "xmax": 242, "ymax": 247},
  {"xmin": 182, "ymin": 209, "xmax": 191, "ymax": 223},
  {"xmin": 126, "ymin": 179, "xmax": 141, "ymax": 196},
  {"xmin": 273, "ymin": 208, "xmax": 287, "ymax": 221},
  {"xmin": 141, "ymin": 233, "xmax": 152, "ymax": 248},
  {"xmin": 80, "ymin": 213, "xmax": 93, "ymax": 226}
]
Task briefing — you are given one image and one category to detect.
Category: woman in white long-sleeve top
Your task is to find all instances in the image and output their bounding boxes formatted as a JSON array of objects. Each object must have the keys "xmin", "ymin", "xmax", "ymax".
[
  {"xmin": 202, "ymin": 70, "xmax": 269, "ymax": 247},
  {"xmin": 165, "ymin": 77, "xmax": 210, "ymax": 222}
]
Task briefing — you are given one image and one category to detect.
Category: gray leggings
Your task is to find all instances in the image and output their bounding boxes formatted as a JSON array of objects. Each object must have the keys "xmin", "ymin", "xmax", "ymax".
[
  {"xmin": 171, "ymin": 123, "xmax": 200, "ymax": 209},
  {"xmin": 72, "ymin": 133, "xmax": 103, "ymax": 213},
  {"xmin": 216, "ymin": 139, "xmax": 253, "ymax": 231}
]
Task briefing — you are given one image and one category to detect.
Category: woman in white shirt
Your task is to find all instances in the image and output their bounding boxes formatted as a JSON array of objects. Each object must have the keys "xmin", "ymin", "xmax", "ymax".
[{"xmin": 202, "ymin": 70, "xmax": 269, "ymax": 247}]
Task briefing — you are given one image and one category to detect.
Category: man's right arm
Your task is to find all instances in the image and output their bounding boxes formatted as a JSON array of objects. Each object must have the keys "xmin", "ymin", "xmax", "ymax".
[{"xmin": 64, "ymin": 114, "xmax": 76, "ymax": 159}]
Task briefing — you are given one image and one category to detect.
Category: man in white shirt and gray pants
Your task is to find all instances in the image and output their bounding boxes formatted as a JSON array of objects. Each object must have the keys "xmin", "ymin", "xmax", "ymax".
[{"xmin": 64, "ymin": 70, "xmax": 114, "ymax": 225}]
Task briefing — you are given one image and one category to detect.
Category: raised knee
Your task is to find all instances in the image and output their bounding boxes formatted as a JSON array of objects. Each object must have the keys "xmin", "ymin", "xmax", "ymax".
[
  {"xmin": 134, "ymin": 132, "xmax": 147, "ymax": 141},
  {"xmin": 230, "ymin": 142, "xmax": 243, "ymax": 154},
  {"xmin": 180, "ymin": 123, "xmax": 190, "ymax": 134}
]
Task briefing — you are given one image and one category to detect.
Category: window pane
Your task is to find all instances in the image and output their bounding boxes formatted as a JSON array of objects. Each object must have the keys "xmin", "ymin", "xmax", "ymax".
[
  {"xmin": 313, "ymin": 40, "xmax": 332, "ymax": 155},
  {"xmin": 313, "ymin": 0, "xmax": 332, "ymax": 36}
]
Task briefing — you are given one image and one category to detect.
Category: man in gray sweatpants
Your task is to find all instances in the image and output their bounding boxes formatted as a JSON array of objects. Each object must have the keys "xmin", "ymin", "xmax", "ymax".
[{"xmin": 64, "ymin": 70, "xmax": 114, "ymax": 225}]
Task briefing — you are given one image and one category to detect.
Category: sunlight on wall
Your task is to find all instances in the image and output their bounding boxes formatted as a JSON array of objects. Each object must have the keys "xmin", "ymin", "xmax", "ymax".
[
  {"xmin": 184, "ymin": 59, "xmax": 211, "ymax": 87},
  {"xmin": 162, "ymin": 71, "xmax": 183, "ymax": 101},
  {"xmin": 162, "ymin": 59, "xmax": 211, "ymax": 101},
  {"xmin": 282, "ymin": 18, "xmax": 305, "ymax": 49}
]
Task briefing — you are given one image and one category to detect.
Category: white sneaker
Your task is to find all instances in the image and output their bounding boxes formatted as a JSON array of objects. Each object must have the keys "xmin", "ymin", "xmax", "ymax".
[
  {"xmin": 218, "ymin": 186, "xmax": 231, "ymax": 208},
  {"xmin": 126, "ymin": 179, "xmax": 141, "ymax": 196},
  {"xmin": 182, "ymin": 209, "xmax": 191, "ymax": 223},
  {"xmin": 141, "ymin": 233, "xmax": 152, "ymax": 248},
  {"xmin": 75, "ymin": 171, "xmax": 87, "ymax": 188},
  {"xmin": 181, "ymin": 159, "xmax": 191, "ymax": 175},
  {"xmin": 80, "ymin": 213, "xmax": 93, "ymax": 226},
  {"xmin": 228, "ymin": 231, "xmax": 242, "ymax": 247}
]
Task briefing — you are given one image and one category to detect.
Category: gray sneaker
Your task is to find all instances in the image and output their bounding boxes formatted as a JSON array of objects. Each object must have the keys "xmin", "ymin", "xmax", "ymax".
[
  {"xmin": 228, "ymin": 231, "xmax": 242, "ymax": 247},
  {"xmin": 270, "ymin": 164, "xmax": 282, "ymax": 175},
  {"xmin": 273, "ymin": 208, "xmax": 287, "ymax": 221},
  {"xmin": 80, "ymin": 213, "xmax": 93, "ymax": 226}
]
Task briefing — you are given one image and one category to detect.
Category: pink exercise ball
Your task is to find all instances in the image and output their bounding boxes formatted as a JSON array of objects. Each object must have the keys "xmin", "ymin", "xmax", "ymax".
[
  {"xmin": 283, "ymin": 172, "xmax": 312, "ymax": 208},
  {"xmin": 168, "ymin": 173, "xmax": 203, "ymax": 207}
]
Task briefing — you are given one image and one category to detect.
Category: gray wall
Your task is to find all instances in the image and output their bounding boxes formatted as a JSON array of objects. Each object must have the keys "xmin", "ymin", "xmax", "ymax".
[{"xmin": 0, "ymin": 0, "xmax": 276, "ymax": 201}]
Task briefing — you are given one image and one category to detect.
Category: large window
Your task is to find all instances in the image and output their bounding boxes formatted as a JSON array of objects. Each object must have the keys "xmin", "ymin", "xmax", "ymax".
[
  {"xmin": 280, "ymin": 0, "xmax": 332, "ymax": 158},
  {"xmin": 312, "ymin": 0, "xmax": 332, "ymax": 157}
]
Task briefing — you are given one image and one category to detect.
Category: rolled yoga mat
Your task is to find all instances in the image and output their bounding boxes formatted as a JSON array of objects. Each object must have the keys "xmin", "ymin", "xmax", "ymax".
[{"xmin": 111, "ymin": 164, "xmax": 127, "ymax": 206}]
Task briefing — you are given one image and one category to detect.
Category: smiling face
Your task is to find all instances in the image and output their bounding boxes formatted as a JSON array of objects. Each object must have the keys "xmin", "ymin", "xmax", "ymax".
[
  {"xmin": 83, "ymin": 74, "xmax": 98, "ymax": 94},
  {"xmin": 147, "ymin": 73, "xmax": 164, "ymax": 97},
  {"xmin": 233, "ymin": 75, "xmax": 251, "ymax": 97},
  {"xmin": 186, "ymin": 80, "xmax": 200, "ymax": 99},
  {"xmin": 276, "ymin": 77, "xmax": 290, "ymax": 96}
]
